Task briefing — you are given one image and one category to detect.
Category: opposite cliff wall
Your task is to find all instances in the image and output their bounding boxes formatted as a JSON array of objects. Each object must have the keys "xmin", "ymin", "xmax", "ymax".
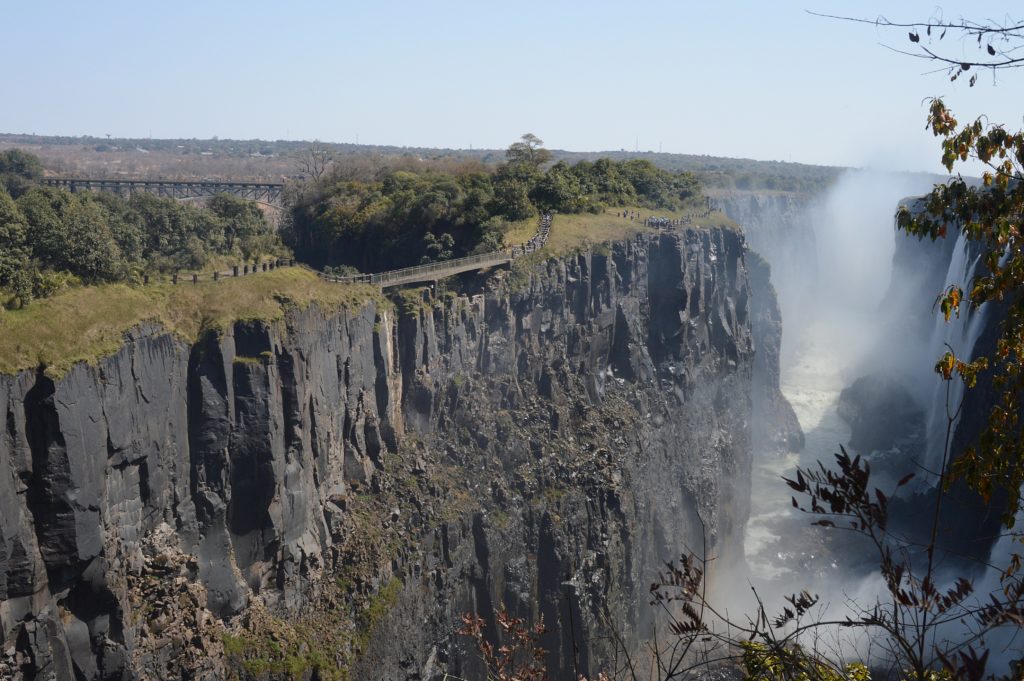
[
  {"xmin": 715, "ymin": 191, "xmax": 818, "ymax": 338},
  {"xmin": 0, "ymin": 227, "xmax": 783, "ymax": 681}
]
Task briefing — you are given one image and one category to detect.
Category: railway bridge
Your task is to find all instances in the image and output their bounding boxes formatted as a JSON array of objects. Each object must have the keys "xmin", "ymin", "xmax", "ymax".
[{"xmin": 42, "ymin": 177, "xmax": 285, "ymax": 206}]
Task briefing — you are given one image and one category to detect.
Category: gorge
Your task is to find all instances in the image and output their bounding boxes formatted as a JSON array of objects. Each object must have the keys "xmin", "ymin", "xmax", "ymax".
[
  {"xmin": 0, "ymin": 222, "xmax": 806, "ymax": 680},
  {"xmin": 0, "ymin": 178, "xmax": 1014, "ymax": 680}
]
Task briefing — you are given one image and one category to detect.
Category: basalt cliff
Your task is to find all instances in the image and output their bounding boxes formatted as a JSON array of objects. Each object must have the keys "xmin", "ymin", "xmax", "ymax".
[{"xmin": 0, "ymin": 227, "xmax": 796, "ymax": 680}]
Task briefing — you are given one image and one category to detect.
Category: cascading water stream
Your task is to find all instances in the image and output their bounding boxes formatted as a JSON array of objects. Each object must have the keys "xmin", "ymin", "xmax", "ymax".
[
  {"xmin": 921, "ymin": 232, "xmax": 991, "ymax": 478},
  {"xmin": 734, "ymin": 172, "xmax": 1023, "ymax": 674}
]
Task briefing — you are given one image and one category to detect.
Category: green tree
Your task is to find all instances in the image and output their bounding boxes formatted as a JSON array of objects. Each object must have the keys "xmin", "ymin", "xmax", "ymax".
[
  {"xmin": 17, "ymin": 187, "xmax": 76, "ymax": 268},
  {"xmin": 0, "ymin": 149, "xmax": 44, "ymax": 199},
  {"xmin": 93, "ymin": 192, "xmax": 145, "ymax": 269},
  {"xmin": 491, "ymin": 171, "xmax": 537, "ymax": 221},
  {"xmin": 0, "ymin": 188, "xmax": 32, "ymax": 306},
  {"xmin": 505, "ymin": 133, "xmax": 552, "ymax": 169},
  {"xmin": 207, "ymin": 192, "xmax": 272, "ymax": 258},
  {"xmin": 129, "ymin": 193, "xmax": 224, "ymax": 270},
  {"xmin": 61, "ymin": 196, "xmax": 124, "ymax": 281},
  {"xmin": 530, "ymin": 161, "xmax": 584, "ymax": 212},
  {"xmin": 17, "ymin": 187, "xmax": 123, "ymax": 282}
]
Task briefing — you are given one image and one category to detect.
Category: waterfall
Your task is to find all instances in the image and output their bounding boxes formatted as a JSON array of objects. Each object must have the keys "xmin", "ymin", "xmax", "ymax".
[
  {"xmin": 922, "ymin": 232, "xmax": 990, "ymax": 477},
  {"xmin": 934, "ymin": 509, "xmax": 1024, "ymax": 675}
]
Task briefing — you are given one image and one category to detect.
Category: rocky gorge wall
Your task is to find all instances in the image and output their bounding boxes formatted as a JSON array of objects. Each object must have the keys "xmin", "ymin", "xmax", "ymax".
[
  {"xmin": 838, "ymin": 223, "xmax": 1008, "ymax": 562},
  {"xmin": 0, "ymin": 227, "xmax": 794, "ymax": 681},
  {"xmin": 714, "ymin": 192, "xmax": 818, "ymax": 334}
]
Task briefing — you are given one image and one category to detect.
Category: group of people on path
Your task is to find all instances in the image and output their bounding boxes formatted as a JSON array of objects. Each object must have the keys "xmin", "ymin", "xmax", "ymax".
[{"xmin": 616, "ymin": 208, "xmax": 715, "ymax": 229}]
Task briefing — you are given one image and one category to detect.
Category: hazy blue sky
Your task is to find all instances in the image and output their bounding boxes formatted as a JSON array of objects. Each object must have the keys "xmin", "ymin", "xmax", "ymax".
[{"xmin": 3, "ymin": 1, "xmax": 1021, "ymax": 172}]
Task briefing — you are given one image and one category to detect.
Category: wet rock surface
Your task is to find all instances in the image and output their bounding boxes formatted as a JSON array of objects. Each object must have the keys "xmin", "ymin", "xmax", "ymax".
[
  {"xmin": 0, "ymin": 228, "xmax": 794, "ymax": 680},
  {"xmin": 747, "ymin": 251, "xmax": 803, "ymax": 454},
  {"xmin": 837, "ymin": 372, "xmax": 925, "ymax": 456}
]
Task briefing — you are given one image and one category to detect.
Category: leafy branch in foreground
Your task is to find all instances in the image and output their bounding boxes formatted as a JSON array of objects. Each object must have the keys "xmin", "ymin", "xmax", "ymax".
[
  {"xmin": 649, "ymin": 445, "xmax": 1023, "ymax": 680},
  {"xmin": 895, "ymin": 99, "xmax": 1024, "ymax": 526},
  {"xmin": 808, "ymin": 11, "xmax": 1024, "ymax": 86},
  {"xmin": 459, "ymin": 607, "xmax": 553, "ymax": 681}
]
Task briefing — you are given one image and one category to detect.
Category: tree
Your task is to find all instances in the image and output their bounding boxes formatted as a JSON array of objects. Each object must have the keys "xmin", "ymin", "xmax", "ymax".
[
  {"xmin": 506, "ymin": 133, "xmax": 553, "ymax": 169},
  {"xmin": 17, "ymin": 187, "xmax": 77, "ymax": 268},
  {"xmin": 491, "ymin": 172, "xmax": 537, "ymax": 221},
  {"xmin": 530, "ymin": 161, "xmax": 585, "ymax": 212},
  {"xmin": 0, "ymin": 149, "xmax": 44, "ymax": 199},
  {"xmin": 0, "ymin": 188, "xmax": 32, "ymax": 306},
  {"xmin": 207, "ymin": 192, "xmax": 272, "ymax": 258},
  {"xmin": 296, "ymin": 142, "xmax": 333, "ymax": 181},
  {"xmin": 810, "ymin": 11, "xmax": 1024, "ymax": 86}
]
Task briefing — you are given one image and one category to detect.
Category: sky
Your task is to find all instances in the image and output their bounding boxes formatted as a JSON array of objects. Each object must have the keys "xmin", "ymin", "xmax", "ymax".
[{"xmin": 2, "ymin": 0, "xmax": 1021, "ymax": 173}]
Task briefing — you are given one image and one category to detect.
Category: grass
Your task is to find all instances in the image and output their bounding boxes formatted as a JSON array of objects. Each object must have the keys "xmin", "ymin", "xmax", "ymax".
[
  {"xmin": 223, "ymin": 629, "xmax": 344, "ymax": 681},
  {"xmin": 502, "ymin": 216, "xmax": 539, "ymax": 247},
  {"xmin": 544, "ymin": 209, "xmax": 657, "ymax": 255},
  {"xmin": 505, "ymin": 205, "xmax": 738, "ymax": 290},
  {"xmin": 0, "ymin": 267, "xmax": 385, "ymax": 377},
  {"xmin": 539, "ymin": 205, "xmax": 739, "ymax": 257}
]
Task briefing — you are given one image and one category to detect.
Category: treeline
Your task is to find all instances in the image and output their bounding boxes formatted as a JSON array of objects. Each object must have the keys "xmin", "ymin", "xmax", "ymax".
[
  {"xmin": 0, "ymin": 150, "xmax": 281, "ymax": 308},
  {"xmin": 287, "ymin": 135, "xmax": 702, "ymax": 272},
  {"xmin": 4, "ymin": 133, "xmax": 845, "ymax": 194}
]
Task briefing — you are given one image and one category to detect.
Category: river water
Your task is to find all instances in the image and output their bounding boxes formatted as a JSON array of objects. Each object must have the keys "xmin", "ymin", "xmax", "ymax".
[{"xmin": 745, "ymin": 313, "xmax": 874, "ymax": 580}]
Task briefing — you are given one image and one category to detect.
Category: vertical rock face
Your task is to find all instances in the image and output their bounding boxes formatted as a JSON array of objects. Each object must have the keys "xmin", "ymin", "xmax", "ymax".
[
  {"xmin": 715, "ymin": 192, "xmax": 818, "ymax": 311},
  {"xmin": 0, "ymin": 227, "xmax": 779, "ymax": 680},
  {"xmin": 747, "ymin": 251, "xmax": 804, "ymax": 454},
  {"xmin": 848, "ymin": 223, "xmax": 1007, "ymax": 561}
]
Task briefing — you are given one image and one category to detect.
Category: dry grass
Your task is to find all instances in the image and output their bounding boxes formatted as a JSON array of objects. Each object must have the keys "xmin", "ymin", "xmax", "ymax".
[
  {"xmin": 0, "ymin": 268, "xmax": 383, "ymax": 376},
  {"xmin": 544, "ymin": 206, "xmax": 739, "ymax": 255},
  {"xmin": 545, "ymin": 209, "xmax": 656, "ymax": 255},
  {"xmin": 502, "ymin": 217, "xmax": 539, "ymax": 247}
]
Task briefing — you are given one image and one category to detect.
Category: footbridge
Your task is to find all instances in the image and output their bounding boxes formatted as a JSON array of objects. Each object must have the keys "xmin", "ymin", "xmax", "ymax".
[
  {"xmin": 323, "ymin": 214, "xmax": 551, "ymax": 289},
  {"xmin": 42, "ymin": 177, "xmax": 285, "ymax": 206}
]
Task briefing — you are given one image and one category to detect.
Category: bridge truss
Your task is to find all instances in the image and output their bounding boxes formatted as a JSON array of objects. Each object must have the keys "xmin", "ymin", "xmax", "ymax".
[{"xmin": 42, "ymin": 178, "xmax": 285, "ymax": 206}]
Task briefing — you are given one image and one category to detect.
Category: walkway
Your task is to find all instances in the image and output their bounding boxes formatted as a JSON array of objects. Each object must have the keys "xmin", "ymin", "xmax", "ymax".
[{"xmin": 322, "ymin": 213, "xmax": 551, "ymax": 289}]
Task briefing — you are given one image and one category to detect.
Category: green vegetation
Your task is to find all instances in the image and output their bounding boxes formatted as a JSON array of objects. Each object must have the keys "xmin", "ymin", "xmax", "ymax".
[
  {"xmin": 288, "ymin": 167, "xmax": 505, "ymax": 273},
  {"xmin": 0, "ymin": 267, "xmax": 383, "ymax": 376},
  {"xmin": 739, "ymin": 642, "xmax": 872, "ymax": 681},
  {"xmin": 0, "ymin": 150, "xmax": 284, "ymax": 308},
  {"xmin": 0, "ymin": 149, "xmax": 44, "ymax": 198},
  {"xmin": 286, "ymin": 135, "xmax": 704, "ymax": 273},
  {"xmin": 394, "ymin": 287, "xmax": 429, "ymax": 319},
  {"xmin": 220, "ymin": 576, "xmax": 404, "ymax": 681},
  {"xmin": 353, "ymin": 577, "xmax": 402, "ymax": 651},
  {"xmin": 223, "ymin": 625, "xmax": 344, "ymax": 681}
]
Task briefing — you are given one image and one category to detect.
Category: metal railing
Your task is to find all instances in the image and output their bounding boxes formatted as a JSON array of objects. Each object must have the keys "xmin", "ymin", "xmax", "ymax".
[{"xmin": 321, "ymin": 213, "xmax": 552, "ymax": 289}]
